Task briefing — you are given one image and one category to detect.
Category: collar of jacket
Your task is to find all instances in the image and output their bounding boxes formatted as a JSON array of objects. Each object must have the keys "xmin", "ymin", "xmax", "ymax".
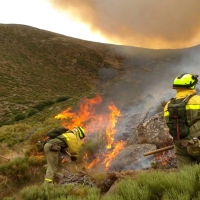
[{"xmin": 175, "ymin": 89, "xmax": 196, "ymax": 99}]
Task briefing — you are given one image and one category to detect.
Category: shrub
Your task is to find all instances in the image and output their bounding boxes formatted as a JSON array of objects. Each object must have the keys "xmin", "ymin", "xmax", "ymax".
[
  {"xmin": 20, "ymin": 184, "xmax": 100, "ymax": 200},
  {"xmin": 56, "ymin": 96, "xmax": 71, "ymax": 102},
  {"xmin": 156, "ymin": 100, "xmax": 168, "ymax": 113},
  {"xmin": 102, "ymin": 164, "xmax": 200, "ymax": 200},
  {"xmin": 0, "ymin": 156, "xmax": 45, "ymax": 184},
  {"xmin": 78, "ymin": 138, "xmax": 106, "ymax": 162},
  {"xmin": 28, "ymin": 125, "xmax": 59, "ymax": 146},
  {"xmin": 14, "ymin": 113, "xmax": 26, "ymax": 122},
  {"xmin": 27, "ymin": 108, "xmax": 38, "ymax": 117},
  {"xmin": 33, "ymin": 100, "xmax": 54, "ymax": 111},
  {"xmin": 0, "ymin": 123, "xmax": 32, "ymax": 147}
]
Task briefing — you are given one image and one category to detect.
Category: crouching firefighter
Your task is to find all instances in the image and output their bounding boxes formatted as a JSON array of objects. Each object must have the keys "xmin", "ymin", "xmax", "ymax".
[
  {"xmin": 164, "ymin": 73, "xmax": 200, "ymax": 169},
  {"xmin": 43, "ymin": 126, "xmax": 85, "ymax": 184}
]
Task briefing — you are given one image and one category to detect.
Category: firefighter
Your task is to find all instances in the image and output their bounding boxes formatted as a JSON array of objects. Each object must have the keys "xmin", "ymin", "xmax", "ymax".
[
  {"xmin": 43, "ymin": 126, "xmax": 85, "ymax": 184},
  {"xmin": 164, "ymin": 73, "xmax": 200, "ymax": 169}
]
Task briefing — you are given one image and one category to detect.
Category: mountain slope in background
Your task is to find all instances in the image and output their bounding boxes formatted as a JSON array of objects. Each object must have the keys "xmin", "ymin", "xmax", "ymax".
[{"xmin": 0, "ymin": 24, "xmax": 200, "ymax": 127}]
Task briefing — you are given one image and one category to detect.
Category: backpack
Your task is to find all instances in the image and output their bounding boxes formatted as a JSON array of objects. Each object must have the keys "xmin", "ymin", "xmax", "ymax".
[
  {"xmin": 166, "ymin": 94, "xmax": 195, "ymax": 141},
  {"xmin": 46, "ymin": 127, "xmax": 69, "ymax": 138},
  {"xmin": 36, "ymin": 127, "xmax": 69, "ymax": 152}
]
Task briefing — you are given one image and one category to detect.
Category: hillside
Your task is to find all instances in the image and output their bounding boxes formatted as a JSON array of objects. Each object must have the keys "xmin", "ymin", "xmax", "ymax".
[
  {"xmin": 1, "ymin": 24, "xmax": 199, "ymax": 127},
  {"xmin": 0, "ymin": 24, "xmax": 122, "ymax": 126},
  {"xmin": 1, "ymin": 24, "xmax": 200, "ymax": 200}
]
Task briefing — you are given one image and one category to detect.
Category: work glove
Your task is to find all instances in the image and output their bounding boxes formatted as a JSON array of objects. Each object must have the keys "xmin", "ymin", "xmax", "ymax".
[{"xmin": 71, "ymin": 156, "xmax": 77, "ymax": 162}]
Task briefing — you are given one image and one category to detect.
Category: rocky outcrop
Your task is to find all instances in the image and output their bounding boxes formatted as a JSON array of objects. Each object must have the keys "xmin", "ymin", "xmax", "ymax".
[
  {"xmin": 109, "ymin": 112, "xmax": 175, "ymax": 171},
  {"xmin": 109, "ymin": 144, "xmax": 156, "ymax": 171},
  {"xmin": 127, "ymin": 112, "xmax": 173, "ymax": 148}
]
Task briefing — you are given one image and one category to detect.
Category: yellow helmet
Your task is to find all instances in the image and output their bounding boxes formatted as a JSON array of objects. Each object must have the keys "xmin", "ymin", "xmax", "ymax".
[
  {"xmin": 75, "ymin": 127, "xmax": 85, "ymax": 139},
  {"xmin": 173, "ymin": 73, "xmax": 198, "ymax": 89}
]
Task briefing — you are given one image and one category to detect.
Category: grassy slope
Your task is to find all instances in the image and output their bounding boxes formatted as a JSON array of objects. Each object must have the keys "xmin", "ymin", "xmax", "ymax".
[{"xmin": 0, "ymin": 24, "xmax": 124, "ymax": 125}]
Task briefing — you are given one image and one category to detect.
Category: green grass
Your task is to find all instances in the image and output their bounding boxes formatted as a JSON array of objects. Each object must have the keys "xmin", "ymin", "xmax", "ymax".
[
  {"xmin": 2, "ymin": 164, "xmax": 200, "ymax": 200},
  {"xmin": 102, "ymin": 165, "xmax": 200, "ymax": 200}
]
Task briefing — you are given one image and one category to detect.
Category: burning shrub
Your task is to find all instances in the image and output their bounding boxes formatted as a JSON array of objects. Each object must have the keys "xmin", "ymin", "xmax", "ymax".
[{"xmin": 79, "ymin": 138, "xmax": 106, "ymax": 161}]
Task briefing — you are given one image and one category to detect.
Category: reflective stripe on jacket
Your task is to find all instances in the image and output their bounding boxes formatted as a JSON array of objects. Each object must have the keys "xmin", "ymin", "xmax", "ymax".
[
  {"xmin": 46, "ymin": 128, "xmax": 83, "ymax": 158},
  {"xmin": 164, "ymin": 89, "xmax": 200, "ymax": 139},
  {"xmin": 58, "ymin": 128, "xmax": 83, "ymax": 158}
]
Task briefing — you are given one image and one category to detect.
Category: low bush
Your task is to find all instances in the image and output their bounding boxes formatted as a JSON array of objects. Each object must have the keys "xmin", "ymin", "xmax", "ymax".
[
  {"xmin": 19, "ymin": 184, "xmax": 100, "ymax": 200},
  {"xmin": 0, "ymin": 123, "xmax": 32, "ymax": 147},
  {"xmin": 28, "ymin": 124, "xmax": 59, "ymax": 145},
  {"xmin": 102, "ymin": 164, "xmax": 200, "ymax": 200},
  {"xmin": 79, "ymin": 138, "xmax": 106, "ymax": 162},
  {"xmin": 0, "ymin": 156, "xmax": 45, "ymax": 185},
  {"xmin": 33, "ymin": 100, "xmax": 54, "ymax": 111},
  {"xmin": 156, "ymin": 100, "xmax": 168, "ymax": 113},
  {"xmin": 56, "ymin": 96, "xmax": 71, "ymax": 102},
  {"xmin": 14, "ymin": 113, "xmax": 26, "ymax": 122},
  {"xmin": 26, "ymin": 108, "xmax": 38, "ymax": 117}
]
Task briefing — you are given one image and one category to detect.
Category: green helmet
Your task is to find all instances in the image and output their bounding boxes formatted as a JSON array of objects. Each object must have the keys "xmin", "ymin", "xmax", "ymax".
[{"xmin": 173, "ymin": 73, "xmax": 198, "ymax": 89}]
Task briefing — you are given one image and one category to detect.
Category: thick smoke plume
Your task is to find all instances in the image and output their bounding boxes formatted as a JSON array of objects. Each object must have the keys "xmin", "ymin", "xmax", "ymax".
[{"xmin": 48, "ymin": 0, "xmax": 200, "ymax": 49}]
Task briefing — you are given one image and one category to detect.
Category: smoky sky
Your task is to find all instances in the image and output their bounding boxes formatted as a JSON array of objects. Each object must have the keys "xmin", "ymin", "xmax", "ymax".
[{"xmin": 48, "ymin": 0, "xmax": 200, "ymax": 49}]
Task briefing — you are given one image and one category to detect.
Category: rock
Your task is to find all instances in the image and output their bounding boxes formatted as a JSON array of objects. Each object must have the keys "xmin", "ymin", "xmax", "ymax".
[
  {"xmin": 127, "ymin": 112, "xmax": 173, "ymax": 148},
  {"xmin": 109, "ymin": 144, "xmax": 156, "ymax": 171}
]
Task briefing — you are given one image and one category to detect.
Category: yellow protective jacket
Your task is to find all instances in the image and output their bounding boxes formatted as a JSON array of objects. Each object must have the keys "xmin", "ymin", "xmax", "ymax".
[
  {"xmin": 164, "ymin": 89, "xmax": 200, "ymax": 140},
  {"xmin": 47, "ymin": 128, "xmax": 83, "ymax": 158}
]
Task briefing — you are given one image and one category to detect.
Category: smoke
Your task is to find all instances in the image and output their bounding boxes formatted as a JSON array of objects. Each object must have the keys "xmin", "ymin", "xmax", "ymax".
[
  {"xmin": 123, "ymin": 156, "xmax": 154, "ymax": 170},
  {"xmin": 48, "ymin": 0, "xmax": 200, "ymax": 49},
  {"xmin": 96, "ymin": 46, "xmax": 200, "ymax": 143}
]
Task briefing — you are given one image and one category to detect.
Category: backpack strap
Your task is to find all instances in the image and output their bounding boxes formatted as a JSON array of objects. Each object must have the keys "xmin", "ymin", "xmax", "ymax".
[{"xmin": 182, "ymin": 93, "xmax": 196, "ymax": 103}]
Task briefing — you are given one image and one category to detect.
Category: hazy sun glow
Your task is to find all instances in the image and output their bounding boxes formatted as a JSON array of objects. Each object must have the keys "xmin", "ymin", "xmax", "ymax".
[{"xmin": 0, "ymin": 0, "xmax": 109, "ymax": 43}]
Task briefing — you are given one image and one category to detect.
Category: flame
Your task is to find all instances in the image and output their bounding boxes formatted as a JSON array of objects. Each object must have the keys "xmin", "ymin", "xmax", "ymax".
[
  {"xmin": 106, "ymin": 104, "xmax": 121, "ymax": 149},
  {"xmin": 103, "ymin": 140, "xmax": 125, "ymax": 169},
  {"xmin": 54, "ymin": 94, "xmax": 102, "ymax": 131},
  {"xmin": 62, "ymin": 158, "xmax": 70, "ymax": 163},
  {"xmin": 87, "ymin": 157, "xmax": 100, "ymax": 169},
  {"xmin": 55, "ymin": 107, "xmax": 74, "ymax": 120},
  {"xmin": 154, "ymin": 149, "xmax": 175, "ymax": 167},
  {"xmin": 30, "ymin": 152, "xmax": 44, "ymax": 160},
  {"xmin": 54, "ymin": 94, "xmax": 125, "ymax": 170}
]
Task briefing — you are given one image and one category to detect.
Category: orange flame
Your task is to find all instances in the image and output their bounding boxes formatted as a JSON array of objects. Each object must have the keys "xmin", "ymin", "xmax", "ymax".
[
  {"xmin": 155, "ymin": 149, "xmax": 175, "ymax": 166},
  {"xmin": 54, "ymin": 94, "xmax": 125, "ymax": 170},
  {"xmin": 30, "ymin": 152, "xmax": 44, "ymax": 160},
  {"xmin": 54, "ymin": 94, "xmax": 102, "ymax": 131},
  {"xmin": 55, "ymin": 107, "xmax": 74, "ymax": 120},
  {"xmin": 87, "ymin": 157, "xmax": 100, "ymax": 169},
  {"xmin": 106, "ymin": 104, "xmax": 121, "ymax": 149},
  {"xmin": 103, "ymin": 140, "xmax": 125, "ymax": 169}
]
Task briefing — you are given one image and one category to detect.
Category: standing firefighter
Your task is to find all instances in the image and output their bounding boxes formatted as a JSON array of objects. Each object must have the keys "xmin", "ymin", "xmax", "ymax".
[
  {"xmin": 164, "ymin": 73, "xmax": 200, "ymax": 169},
  {"xmin": 43, "ymin": 126, "xmax": 85, "ymax": 184}
]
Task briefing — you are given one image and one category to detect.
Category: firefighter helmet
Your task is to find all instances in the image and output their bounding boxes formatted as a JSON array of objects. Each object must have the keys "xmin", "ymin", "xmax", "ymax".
[
  {"xmin": 75, "ymin": 127, "xmax": 85, "ymax": 139},
  {"xmin": 173, "ymin": 73, "xmax": 198, "ymax": 89}
]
